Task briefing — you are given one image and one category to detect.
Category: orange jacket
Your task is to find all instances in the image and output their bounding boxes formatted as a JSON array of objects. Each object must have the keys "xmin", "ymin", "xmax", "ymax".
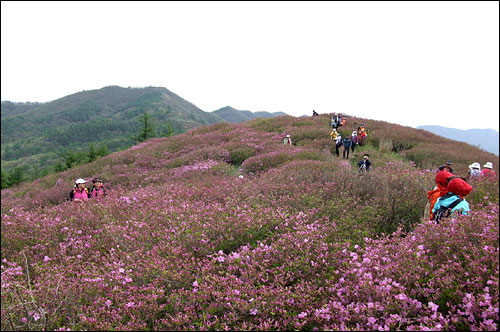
[{"xmin": 427, "ymin": 184, "xmax": 446, "ymax": 220}]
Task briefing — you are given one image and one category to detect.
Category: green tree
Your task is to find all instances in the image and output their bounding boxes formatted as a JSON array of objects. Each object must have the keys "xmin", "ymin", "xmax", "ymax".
[
  {"xmin": 160, "ymin": 120, "xmax": 174, "ymax": 137},
  {"xmin": 88, "ymin": 143, "xmax": 97, "ymax": 163},
  {"xmin": 40, "ymin": 166, "xmax": 51, "ymax": 178},
  {"xmin": 1, "ymin": 168, "xmax": 8, "ymax": 189},
  {"xmin": 54, "ymin": 160, "xmax": 67, "ymax": 173},
  {"xmin": 62, "ymin": 149, "xmax": 77, "ymax": 169},
  {"xmin": 32, "ymin": 164, "xmax": 40, "ymax": 180},
  {"xmin": 96, "ymin": 142, "xmax": 109, "ymax": 157},
  {"xmin": 73, "ymin": 149, "xmax": 88, "ymax": 165},
  {"xmin": 134, "ymin": 112, "xmax": 156, "ymax": 142},
  {"xmin": 8, "ymin": 167, "xmax": 25, "ymax": 186}
]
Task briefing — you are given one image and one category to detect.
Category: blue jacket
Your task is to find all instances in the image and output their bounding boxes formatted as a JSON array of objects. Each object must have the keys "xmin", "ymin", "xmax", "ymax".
[
  {"xmin": 432, "ymin": 193, "xmax": 470, "ymax": 216},
  {"xmin": 342, "ymin": 138, "xmax": 351, "ymax": 147}
]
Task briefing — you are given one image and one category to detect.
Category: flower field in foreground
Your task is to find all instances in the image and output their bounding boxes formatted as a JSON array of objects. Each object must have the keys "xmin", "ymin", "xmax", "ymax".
[{"xmin": 2, "ymin": 115, "xmax": 499, "ymax": 330}]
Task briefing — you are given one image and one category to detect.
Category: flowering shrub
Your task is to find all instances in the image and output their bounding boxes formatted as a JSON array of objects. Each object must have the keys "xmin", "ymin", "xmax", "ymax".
[{"xmin": 1, "ymin": 114, "xmax": 498, "ymax": 331}]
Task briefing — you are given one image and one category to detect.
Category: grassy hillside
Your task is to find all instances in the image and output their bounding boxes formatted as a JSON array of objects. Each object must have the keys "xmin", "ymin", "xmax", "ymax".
[
  {"xmin": 1, "ymin": 86, "xmax": 226, "ymax": 182},
  {"xmin": 1, "ymin": 114, "xmax": 498, "ymax": 331}
]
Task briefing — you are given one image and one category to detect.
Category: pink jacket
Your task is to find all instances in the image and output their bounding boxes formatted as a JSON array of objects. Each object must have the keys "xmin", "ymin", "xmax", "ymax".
[
  {"xmin": 73, "ymin": 188, "xmax": 89, "ymax": 200},
  {"xmin": 91, "ymin": 186, "xmax": 106, "ymax": 198}
]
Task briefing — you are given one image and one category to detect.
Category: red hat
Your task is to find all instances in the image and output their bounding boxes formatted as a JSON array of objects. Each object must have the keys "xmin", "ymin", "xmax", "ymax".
[
  {"xmin": 447, "ymin": 177, "xmax": 472, "ymax": 198},
  {"xmin": 435, "ymin": 170, "xmax": 453, "ymax": 187}
]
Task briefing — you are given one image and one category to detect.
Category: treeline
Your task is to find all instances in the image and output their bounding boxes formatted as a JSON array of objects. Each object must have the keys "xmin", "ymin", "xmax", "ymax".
[
  {"xmin": 1, "ymin": 142, "xmax": 110, "ymax": 189},
  {"xmin": 1, "ymin": 112, "xmax": 179, "ymax": 189}
]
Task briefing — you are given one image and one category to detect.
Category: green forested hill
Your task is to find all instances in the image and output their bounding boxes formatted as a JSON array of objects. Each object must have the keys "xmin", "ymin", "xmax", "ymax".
[
  {"xmin": 212, "ymin": 106, "xmax": 287, "ymax": 123},
  {"xmin": 1, "ymin": 86, "xmax": 294, "ymax": 185},
  {"xmin": 1, "ymin": 86, "xmax": 226, "ymax": 182}
]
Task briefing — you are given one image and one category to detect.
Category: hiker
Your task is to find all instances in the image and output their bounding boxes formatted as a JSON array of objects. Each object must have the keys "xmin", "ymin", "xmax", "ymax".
[
  {"xmin": 89, "ymin": 177, "xmax": 107, "ymax": 198},
  {"xmin": 432, "ymin": 176, "xmax": 472, "ymax": 223},
  {"xmin": 357, "ymin": 154, "xmax": 371, "ymax": 172},
  {"xmin": 427, "ymin": 170, "xmax": 454, "ymax": 220},
  {"xmin": 330, "ymin": 128, "xmax": 338, "ymax": 140},
  {"xmin": 481, "ymin": 162, "xmax": 496, "ymax": 177},
  {"xmin": 438, "ymin": 161, "xmax": 454, "ymax": 174},
  {"xmin": 334, "ymin": 133, "xmax": 342, "ymax": 156},
  {"xmin": 312, "ymin": 110, "xmax": 319, "ymax": 116},
  {"xmin": 68, "ymin": 178, "xmax": 89, "ymax": 202},
  {"xmin": 341, "ymin": 115, "xmax": 346, "ymax": 127},
  {"xmin": 466, "ymin": 162, "xmax": 481, "ymax": 180},
  {"xmin": 337, "ymin": 113, "xmax": 343, "ymax": 127},
  {"xmin": 284, "ymin": 134, "xmax": 292, "ymax": 145},
  {"xmin": 350, "ymin": 131, "xmax": 359, "ymax": 152},
  {"xmin": 357, "ymin": 124, "xmax": 368, "ymax": 145},
  {"xmin": 331, "ymin": 114, "xmax": 339, "ymax": 129},
  {"xmin": 342, "ymin": 136, "xmax": 351, "ymax": 159}
]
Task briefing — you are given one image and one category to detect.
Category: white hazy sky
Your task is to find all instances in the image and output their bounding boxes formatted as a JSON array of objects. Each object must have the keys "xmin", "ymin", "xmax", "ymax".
[{"xmin": 1, "ymin": 1, "xmax": 499, "ymax": 131}]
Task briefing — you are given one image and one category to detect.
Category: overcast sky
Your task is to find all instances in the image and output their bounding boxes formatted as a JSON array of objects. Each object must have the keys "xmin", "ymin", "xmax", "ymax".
[{"xmin": 2, "ymin": 1, "xmax": 499, "ymax": 131}]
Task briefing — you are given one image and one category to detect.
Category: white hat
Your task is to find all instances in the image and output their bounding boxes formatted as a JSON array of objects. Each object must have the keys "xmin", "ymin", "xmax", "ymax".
[
  {"xmin": 468, "ymin": 164, "xmax": 473, "ymax": 170},
  {"xmin": 483, "ymin": 162, "xmax": 493, "ymax": 169},
  {"xmin": 286, "ymin": 134, "xmax": 290, "ymax": 137},
  {"xmin": 75, "ymin": 178, "xmax": 86, "ymax": 184},
  {"xmin": 472, "ymin": 162, "xmax": 480, "ymax": 169}
]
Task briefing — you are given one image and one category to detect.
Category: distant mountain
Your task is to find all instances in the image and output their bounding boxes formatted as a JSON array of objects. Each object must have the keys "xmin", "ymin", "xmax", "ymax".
[
  {"xmin": 417, "ymin": 125, "xmax": 499, "ymax": 156},
  {"xmin": 1, "ymin": 86, "xmax": 227, "ymax": 179},
  {"xmin": 212, "ymin": 106, "xmax": 286, "ymax": 123}
]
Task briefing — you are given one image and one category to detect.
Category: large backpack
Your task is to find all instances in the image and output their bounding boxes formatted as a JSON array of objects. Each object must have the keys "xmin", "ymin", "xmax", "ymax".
[{"xmin": 432, "ymin": 197, "xmax": 463, "ymax": 223}]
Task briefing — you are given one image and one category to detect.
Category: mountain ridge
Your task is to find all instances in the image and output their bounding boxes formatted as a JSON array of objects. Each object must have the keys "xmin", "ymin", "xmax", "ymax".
[
  {"xmin": 212, "ymin": 106, "xmax": 287, "ymax": 123},
  {"xmin": 417, "ymin": 125, "xmax": 499, "ymax": 155}
]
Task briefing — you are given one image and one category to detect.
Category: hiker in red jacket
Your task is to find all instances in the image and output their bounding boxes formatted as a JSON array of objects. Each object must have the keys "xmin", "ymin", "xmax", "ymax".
[
  {"xmin": 432, "ymin": 176, "xmax": 472, "ymax": 223},
  {"xmin": 427, "ymin": 170, "xmax": 454, "ymax": 220},
  {"xmin": 481, "ymin": 162, "xmax": 496, "ymax": 177}
]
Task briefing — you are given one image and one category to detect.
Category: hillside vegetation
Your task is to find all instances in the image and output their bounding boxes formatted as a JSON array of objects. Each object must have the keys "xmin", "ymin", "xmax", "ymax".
[
  {"xmin": 1, "ymin": 86, "xmax": 287, "ymax": 186},
  {"xmin": 1, "ymin": 114, "xmax": 498, "ymax": 331},
  {"xmin": 1, "ymin": 86, "xmax": 223, "ymax": 183}
]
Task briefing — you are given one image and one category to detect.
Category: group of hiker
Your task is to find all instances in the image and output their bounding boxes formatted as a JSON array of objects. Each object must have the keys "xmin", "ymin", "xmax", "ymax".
[
  {"xmin": 285, "ymin": 112, "xmax": 371, "ymax": 173},
  {"xmin": 68, "ymin": 177, "xmax": 107, "ymax": 202},
  {"xmin": 426, "ymin": 160, "xmax": 496, "ymax": 222},
  {"xmin": 330, "ymin": 127, "xmax": 365, "ymax": 159},
  {"xmin": 466, "ymin": 161, "xmax": 496, "ymax": 179},
  {"xmin": 330, "ymin": 113, "xmax": 346, "ymax": 129}
]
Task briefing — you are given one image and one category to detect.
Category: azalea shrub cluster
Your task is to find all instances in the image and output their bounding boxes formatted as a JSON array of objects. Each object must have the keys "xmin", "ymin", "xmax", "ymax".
[{"xmin": 1, "ymin": 115, "xmax": 499, "ymax": 331}]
